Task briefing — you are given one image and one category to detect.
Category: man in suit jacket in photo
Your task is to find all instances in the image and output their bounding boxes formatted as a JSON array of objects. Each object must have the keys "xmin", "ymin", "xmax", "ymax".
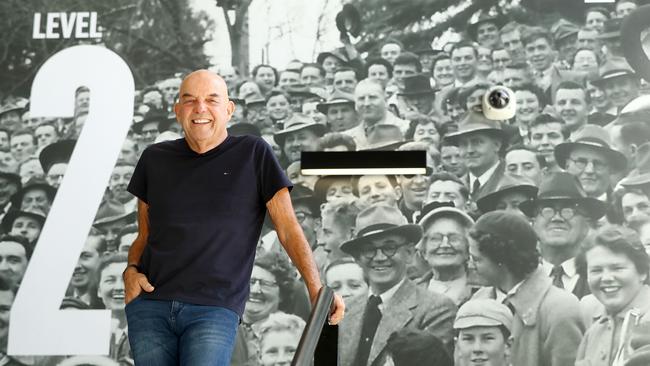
[
  {"xmin": 338, "ymin": 205, "xmax": 457, "ymax": 366},
  {"xmin": 443, "ymin": 111, "xmax": 507, "ymax": 207}
]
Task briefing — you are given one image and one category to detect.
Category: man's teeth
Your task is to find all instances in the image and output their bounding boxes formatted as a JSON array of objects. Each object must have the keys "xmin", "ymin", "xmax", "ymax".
[
  {"xmin": 601, "ymin": 286, "xmax": 620, "ymax": 294},
  {"xmin": 192, "ymin": 119, "xmax": 211, "ymax": 124}
]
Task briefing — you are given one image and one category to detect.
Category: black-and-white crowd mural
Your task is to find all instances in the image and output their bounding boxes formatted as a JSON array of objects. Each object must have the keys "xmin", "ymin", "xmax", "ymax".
[{"xmin": 0, "ymin": 0, "xmax": 650, "ymax": 365}]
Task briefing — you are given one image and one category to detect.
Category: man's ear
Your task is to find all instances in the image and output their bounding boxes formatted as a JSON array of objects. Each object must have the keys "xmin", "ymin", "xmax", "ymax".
[
  {"xmin": 227, "ymin": 100, "xmax": 236, "ymax": 118},
  {"xmin": 394, "ymin": 185, "xmax": 402, "ymax": 201}
]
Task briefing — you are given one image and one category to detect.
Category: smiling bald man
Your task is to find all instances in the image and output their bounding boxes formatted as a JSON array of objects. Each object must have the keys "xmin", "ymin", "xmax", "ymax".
[{"xmin": 122, "ymin": 70, "xmax": 344, "ymax": 366}]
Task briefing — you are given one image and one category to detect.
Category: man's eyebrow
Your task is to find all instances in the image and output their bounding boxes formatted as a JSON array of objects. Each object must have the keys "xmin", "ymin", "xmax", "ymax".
[{"xmin": 180, "ymin": 93, "xmax": 221, "ymax": 98}]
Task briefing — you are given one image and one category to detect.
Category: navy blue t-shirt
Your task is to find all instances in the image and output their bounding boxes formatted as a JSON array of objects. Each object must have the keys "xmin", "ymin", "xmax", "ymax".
[{"xmin": 127, "ymin": 135, "xmax": 292, "ymax": 316}]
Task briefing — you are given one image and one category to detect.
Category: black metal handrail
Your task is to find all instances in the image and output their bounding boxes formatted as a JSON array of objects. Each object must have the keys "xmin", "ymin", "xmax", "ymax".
[{"xmin": 292, "ymin": 286, "xmax": 338, "ymax": 366}]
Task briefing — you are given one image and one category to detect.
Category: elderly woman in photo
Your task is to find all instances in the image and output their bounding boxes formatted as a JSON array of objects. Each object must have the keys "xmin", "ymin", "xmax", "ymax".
[
  {"xmin": 324, "ymin": 257, "xmax": 369, "ymax": 303},
  {"xmin": 468, "ymin": 211, "xmax": 585, "ymax": 366},
  {"xmin": 576, "ymin": 226, "xmax": 650, "ymax": 366},
  {"xmin": 257, "ymin": 312, "xmax": 306, "ymax": 366}
]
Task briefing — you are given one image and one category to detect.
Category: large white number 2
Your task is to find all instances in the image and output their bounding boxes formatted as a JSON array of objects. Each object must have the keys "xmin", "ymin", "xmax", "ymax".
[{"xmin": 8, "ymin": 45, "xmax": 134, "ymax": 355}]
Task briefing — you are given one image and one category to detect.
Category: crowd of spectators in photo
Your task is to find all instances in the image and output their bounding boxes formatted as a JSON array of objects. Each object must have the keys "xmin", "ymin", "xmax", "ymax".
[{"xmin": 0, "ymin": 0, "xmax": 650, "ymax": 365}]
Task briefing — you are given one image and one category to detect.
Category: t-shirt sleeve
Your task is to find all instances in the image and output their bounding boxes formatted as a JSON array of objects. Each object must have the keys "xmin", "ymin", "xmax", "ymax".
[
  {"xmin": 127, "ymin": 148, "xmax": 149, "ymax": 204},
  {"xmin": 257, "ymin": 138, "xmax": 293, "ymax": 204}
]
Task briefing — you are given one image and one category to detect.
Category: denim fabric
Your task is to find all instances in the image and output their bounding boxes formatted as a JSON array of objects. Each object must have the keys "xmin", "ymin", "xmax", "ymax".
[{"xmin": 126, "ymin": 297, "xmax": 239, "ymax": 366}]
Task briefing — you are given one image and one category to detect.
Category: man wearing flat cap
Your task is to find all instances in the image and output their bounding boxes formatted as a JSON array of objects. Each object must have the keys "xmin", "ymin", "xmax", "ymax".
[
  {"xmin": 454, "ymin": 299, "xmax": 514, "ymax": 366},
  {"xmin": 555, "ymin": 124, "xmax": 628, "ymax": 202},
  {"xmin": 444, "ymin": 111, "xmax": 507, "ymax": 205},
  {"xmin": 339, "ymin": 205, "xmax": 456, "ymax": 366},
  {"xmin": 520, "ymin": 172, "xmax": 607, "ymax": 298}
]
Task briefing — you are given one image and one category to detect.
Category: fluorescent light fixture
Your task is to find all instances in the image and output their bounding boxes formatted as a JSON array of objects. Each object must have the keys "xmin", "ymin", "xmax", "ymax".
[{"xmin": 300, "ymin": 151, "xmax": 427, "ymax": 176}]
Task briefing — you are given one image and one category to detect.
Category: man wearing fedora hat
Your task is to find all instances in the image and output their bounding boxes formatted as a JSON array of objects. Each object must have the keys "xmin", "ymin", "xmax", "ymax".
[
  {"xmin": 132, "ymin": 110, "xmax": 169, "ymax": 151},
  {"xmin": 592, "ymin": 57, "xmax": 640, "ymax": 112},
  {"xmin": 555, "ymin": 124, "xmax": 628, "ymax": 200},
  {"xmin": 476, "ymin": 173, "xmax": 538, "ymax": 214},
  {"xmin": 444, "ymin": 111, "xmax": 507, "ymax": 205},
  {"xmin": 316, "ymin": 90, "xmax": 359, "ymax": 132},
  {"xmin": 520, "ymin": 172, "xmax": 607, "ymax": 298},
  {"xmin": 339, "ymin": 205, "xmax": 456, "ymax": 366},
  {"xmin": 93, "ymin": 201, "xmax": 137, "ymax": 252},
  {"xmin": 273, "ymin": 113, "xmax": 326, "ymax": 167},
  {"xmin": 397, "ymin": 74, "xmax": 436, "ymax": 120},
  {"xmin": 468, "ymin": 14, "xmax": 504, "ymax": 49}
]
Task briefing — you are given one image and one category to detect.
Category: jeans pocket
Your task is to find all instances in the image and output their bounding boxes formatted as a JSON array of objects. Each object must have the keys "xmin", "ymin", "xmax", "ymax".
[{"xmin": 125, "ymin": 295, "xmax": 143, "ymax": 310}]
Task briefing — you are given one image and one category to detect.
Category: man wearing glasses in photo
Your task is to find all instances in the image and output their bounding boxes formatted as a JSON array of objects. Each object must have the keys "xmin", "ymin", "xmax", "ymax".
[
  {"xmin": 338, "ymin": 204, "xmax": 456, "ymax": 366},
  {"xmin": 520, "ymin": 172, "xmax": 608, "ymax": 299}
]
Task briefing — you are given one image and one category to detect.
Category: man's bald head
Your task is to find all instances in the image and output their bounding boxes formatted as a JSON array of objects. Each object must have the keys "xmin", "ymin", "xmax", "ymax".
[{"xmin": 179, "ymin": 69, "xmax": 230, "ymax": 102}]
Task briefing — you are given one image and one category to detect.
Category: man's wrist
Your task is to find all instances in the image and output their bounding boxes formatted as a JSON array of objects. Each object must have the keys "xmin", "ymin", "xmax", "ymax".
[{"xmin": 123, "ymin": 263, "xmax": 140, "ymax": 277}]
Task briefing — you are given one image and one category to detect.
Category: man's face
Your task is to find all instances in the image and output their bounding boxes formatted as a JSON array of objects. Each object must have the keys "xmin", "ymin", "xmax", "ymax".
[
  {"xmin": 426, "ymin": 180, "xmax": 466, "ymax": 210},
  {"xmin": 413, "ymin": 121, "xmax": 440, "ymax": 146},
  {"xmin": 333, "ymin": 70, "xmax": 358, "ymax": 94},
  {"xmin": 458, "ymin": 133, "xmax": 501, "ymax": 175},
  {"xmin": 501, "ymin": 30, "xmax": 524, "ymax": 62},
  {"xmin": 318, "ymin": 210, "xmax": 351, "ymax": 259},
  {"xmin": 557, "ymin": 35, "xmax": 578, "ymax": 63},
  {"xmin": 492, "ymin": 49, "xmax": 511, "ymax": 71},
  {"xmin": 109, "ymin": 165, "xmax": 135, "ymax": 204},
  {"xmin": 586, "ymin": 11, "xmax": 608, "ymax": 33},
  {"xmin": 75, "ymin": 90, "xmax": 90, "ymax": 114},
  {"xmin": 529, "ymin": 122, "xmax": 565, "ymax": 165},
  {"xmin": 302, "ymin": 101, "xmax": 327, "ymax": 125},
  {"xmin": 433, "ymin": 58, "xmax": 455, "ymax": 87},
  {"xmin": 21, "ymin": 188, "xmax": 51, "ymax": 214},
  {"xmin": 367, "ymin": 64, "xmax": 390, "ymax": 87},
  {"xmin": 137, "ymin": 121, "xmax": 160, "ymax": 147},
  {"xmin": 477, "ymin": 47, "xmax": 493, "ymax": 75},
  {"xmin": 174, "ymin": 71, "xmax": 235, "ymax": 148},
  {"xmin": 218, "ymin": 66, "xmax": 239, "ymax": 91},
  {"xmin": 465, "ymin": 88, "xmax": 487, "ymax": 111},
  {"xmin": 323, "ymin": 181, "xmax": 355, "ymax": 203},
  {"xmin": 525, "ymin": 37, "xmax": 555, "ymax": 72},
  {"xmin": 616, "ymin": 1, "xmax": 637, "ymax": 18},
  {"xmin": 565, "ymin": 146, "xmax": 611, "ymax": 197},
  {"xmin": 10, "ymin": 216, "xmax": 41, "ymax": 243},
  {"xmin": 505, "ymin": 149, "xmax": 542, "ymax": 184},
  {"xmin": 278, "ymin": 71, "xmax": 301, "ymax": 89},
  {"xmin": 622, "ymin": 191, "xmax": 650, "ymax": 228},
  {"xmin": 451, "ymin": 47, "xmax": 478, "ymax": 81},
  {"xmin": 321, "ymin": 57, "xmax": 342, "ymax": 81},
  {"xmin": 0, "ymin": 242, "xmax": 27, "ymax": 288},
  {"xmin": 601, "ymin": 76, "xmax": 640, "ymax": 109},
  {"xmin": 0, "ymin": 112, "xmax": 21, "ymax": 130},
  {"xmin": 118, "ymin": 232, "xmax": 137, "ymax": 253},
  {"xmin": 10, "ymin": 134, "xmax": 36, "ymax": 163},
  {"xmin": 356, "ymin": 234, "xmax": 413, "ymax": 293},
  {"xmin": 446, "ymin": 102, "xmax": 466, "ymax": 123},
  {"xmin": 456, "ymin": 326, "xmax": 510, "ymax": 366},
  {"xmin": 496, "ymin": 191, "xmax": 531, "ymax": 214},
  {"xmin": 381, "ymin": 43, "xmax": 401, "ymax": 64},
  {"xmin": 283, "ymin": 129, "xmax": 319, "ymax": 163},
  {"xmin": 357, "ymin": 175, "xmax": 400, "ymax": 208},
  {"xmin": 515, "ymin": 90, "xmax": 540, "ymax": 126},
  {"xmin": 266, "ymin": 95, "xmax": 291, "ymax": 121},
  {"xmin": 477, "ymin": 22, "xmax": 500, "ymax": 47},
  {"xmin": 468, "ymin": 236, "xmax": 502, "ymax": 286},
  {"xmin": 392, "ymin": 64, "xmax": 418, "ymax": 89},
  {"xmin": 325, "ymin": 262, "xmax": 368, "ymax": 302},
  {"xmin": 119, "ymin": 139, "xmax": 139, "ymax": 165},
  {"xmin": 301, "ymin": 66, "xmax": 324, "ymax": 87},
  {"xmin": 260, "ymin": 330, "xmax": 301, "ymax": 366},
  {"xmin": 0, "ymin": 178, "xmax": 18, "ymax": 207},
  {"xmin": 254, "ymin": 67, "xmax": 276, "ymax": 91},
  {"xmin": 441, "ymin": 145, "xmax": 467, "ymax": 177},
  {"xmin": 46, "ymin": 163, "xmax": 66, "ymax": 188},
  {"xmin": 501, "ymin": 68, "xmax": 527, "ymax": 89},
  {"xmin": 555, "ymin": 88, "xmax": 588, "ymax": 130},
  {"xmin": 398, "ymin": 174, "xmax": 430, "ymax": 210},
  {"xmin": 355, "ymin": 83, "xmax": 387, "ymax": 124},
  {"xmin": 326, "ymin": 104, "xmax": 357, "ymax": 132},
  {"xmin": 98, "ymin": 262, "xmax": 127, "ymax": 311},
  {"xmin": 422, "ymin": 217, "xmax": 468, "ymax": 271},
  {"xmin": 405, "ymin": 94, "xmax": 435, "ymax": 115},
  {"xmin": 0, "ymin": 290, "xmax": 14, "ymax": 344},
  {"xmin": 294, "ymin": 202, "xmax": 318, "ymax": 247},
  {"xmin": 577, "ymin": 29, "xmax": 600, "ymax": 51},
  {"xmin": 534, "ymin": 201, "xmax": 589, "ymax": 249},
  {"xmin": 573, "ymin": 49, "xmax": 599, "ymax": 74},
  {"xmin": 34, "ymin": 125, "xmax": 57, "ymax": 148},
  {"xmin": 159, "ymin": 78, "xmax": 182, "ymax": 105},
  {"xmin": 98, "ymin": 219, "xmax": 130, "ymax": 249},
  {"xmin": 245, "ymin": 265, "xmax": 280, "ymax": 323}
]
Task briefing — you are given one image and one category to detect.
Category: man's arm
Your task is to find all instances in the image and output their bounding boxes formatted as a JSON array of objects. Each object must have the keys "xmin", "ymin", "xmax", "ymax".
[
  {"xmin": 122, "ymin": 199, "xmax": 155, "ymax": 303},
  {"xmin": 266, "ymin": 187, "xmax": 345, "ymax": 324}
]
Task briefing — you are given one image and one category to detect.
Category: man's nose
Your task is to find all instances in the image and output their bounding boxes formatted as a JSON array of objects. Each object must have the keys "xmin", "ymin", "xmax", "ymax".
[{"xmin": 194, "ymin": 100, "xmax": 208, "ymax": 113}]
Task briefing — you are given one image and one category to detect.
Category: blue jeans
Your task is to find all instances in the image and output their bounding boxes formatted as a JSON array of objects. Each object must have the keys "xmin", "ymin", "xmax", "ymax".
[{"xmin": 125, "ymin": 297, "xmax": 239, "ymax": 366}]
